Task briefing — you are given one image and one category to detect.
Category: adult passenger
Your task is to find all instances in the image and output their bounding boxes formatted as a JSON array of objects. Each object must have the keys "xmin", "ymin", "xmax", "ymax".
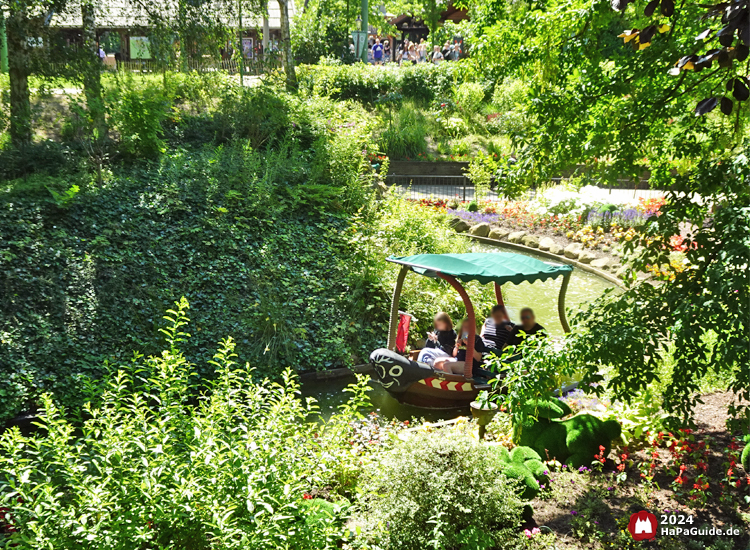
[
  {"xmin": 481, "ymin": 305, "xmax": 514, "ymax": 351},
  {"xmin": 505, "ymin": 308, "xmax": 545, "ymax": 348},
  {"xmin": 417, "ymin": 312, "xmax": 457, "ymax": 366}
]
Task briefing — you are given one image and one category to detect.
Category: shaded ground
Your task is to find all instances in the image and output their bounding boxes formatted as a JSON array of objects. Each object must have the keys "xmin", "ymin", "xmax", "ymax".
[{"xmin": 527, "ymin": 391, "xmax": 749, "ymax": 549}]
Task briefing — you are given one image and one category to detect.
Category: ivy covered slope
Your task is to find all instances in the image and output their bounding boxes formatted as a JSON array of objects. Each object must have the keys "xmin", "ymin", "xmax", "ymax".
[{"xmin": 0, "ymin": 94, "xmax": 389, "ymax": 423}]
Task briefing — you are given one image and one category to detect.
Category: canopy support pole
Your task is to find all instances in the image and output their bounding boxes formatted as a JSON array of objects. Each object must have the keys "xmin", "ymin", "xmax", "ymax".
[
  {"xmin": 558, "ymin": 272, "xmax": 571, "ymax": 333},
  {"xmin": 387, "ymin": 266, "xmax": 409, "ymax": 350},
  {"xmin": 494, "ymin": 282, "xmax": 504, "ymax": 306},
  {"xmin": 437, "ymin": 273, "xmax": 475, "ymax": 379}
]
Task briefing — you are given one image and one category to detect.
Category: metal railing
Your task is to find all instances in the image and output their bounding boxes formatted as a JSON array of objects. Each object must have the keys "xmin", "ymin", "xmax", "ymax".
[
  {"xmin": 113, "ymin": 55, "xmax": 283, "ymax": 75},
  {"xmin": 386, "ymin": 174, "xmax": 472, "ymax": 201},
  {"xmin": 386, "ymin": 175, "xmax": 665, "ymax": 203}
]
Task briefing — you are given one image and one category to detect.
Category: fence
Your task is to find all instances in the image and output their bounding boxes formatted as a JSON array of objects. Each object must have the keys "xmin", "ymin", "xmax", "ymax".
[
  {"xmin": 111, "ymin": 55, "xmax": 283, "ymax": 75},
  {"xmin": 386, "ymin": 175, "xmax": 665, "ymax": 203},
  {"xmin": 385, "ymin": 174, "xmax": 472, "ymax": 201}
]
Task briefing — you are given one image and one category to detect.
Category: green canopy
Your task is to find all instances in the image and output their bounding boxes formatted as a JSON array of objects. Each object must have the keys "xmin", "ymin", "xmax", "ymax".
[{"xmin": 387, "ymin": 252, "xmax": 573, "ymax": 286}]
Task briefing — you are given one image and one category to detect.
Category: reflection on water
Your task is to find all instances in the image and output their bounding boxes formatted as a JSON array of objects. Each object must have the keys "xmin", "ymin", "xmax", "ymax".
[{"xmin": 302, "ymin": 242, "xmax": 616, "ymax": 420}]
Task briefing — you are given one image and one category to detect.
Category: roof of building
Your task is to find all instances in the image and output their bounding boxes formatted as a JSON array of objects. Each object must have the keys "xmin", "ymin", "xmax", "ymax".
[{"xmin": 51, "ymin": 0, "xmax": 294, "ymax": 30}]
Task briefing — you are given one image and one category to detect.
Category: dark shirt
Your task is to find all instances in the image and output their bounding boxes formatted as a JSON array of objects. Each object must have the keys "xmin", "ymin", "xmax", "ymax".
[
  {"xmin": 372, "ymin": 44, "xmax": 383, "ymax": 59},
  {"xmin": 456, "ymin": 335, "xmax": 489, "ymax": 373},
  {"xmin": 481, "ymin": 318, "xmax": 514, "ymax": 350},
  {"xmin": 424, "ymin": 329, "xmax": 456, "ymax": 354},
  {"xmin": 505, "ymin": 323, "xmax": 546, "ymax": 348}
]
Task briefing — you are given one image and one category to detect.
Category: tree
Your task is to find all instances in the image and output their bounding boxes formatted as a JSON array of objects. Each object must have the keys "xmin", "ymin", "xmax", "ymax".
[
  {"xmin": 457, "ymin": 0, "xmax": 750, "ymax": 425},
  {"xmin": 278, "ymin": 0, "xmax": 297, "ymax": 89},
  {"xmin": 2, "ymin": 0, "xmax": 71, "ymax": 147},
  {"xmin": 80, "ymin": 0, "xmax": 105, "ymax": 136}
]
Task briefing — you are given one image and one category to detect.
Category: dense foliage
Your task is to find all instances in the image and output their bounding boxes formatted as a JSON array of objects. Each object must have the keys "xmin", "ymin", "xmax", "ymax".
[
  {"xmin": 0, "ymin": 300, "xmax": 365, "ymax": 549},
  {"xmin": 297, "ymin": 62, "xmax": 462, "ymax": 104},
  {"xmin": 355, "ymin": 430, "xmax": 524, "ymax": 549},
  {"xmin": 0, "ymin": 81, "xmax": 392, "ymax": 422}
]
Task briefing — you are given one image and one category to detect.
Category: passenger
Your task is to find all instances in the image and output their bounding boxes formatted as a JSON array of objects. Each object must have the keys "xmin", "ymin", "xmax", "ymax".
[
  {"xmin": 480, "ymin": 305, "xmax": 514, "ymax": 351},
  {"xmin": 504, "ymin": 307, "xmax": 545, "ymax": 348},
  {"xmin": 417, "ymin": 312, "xmax": 456, "ymax": 366},
  {"xmin": 433, "ymin": 318, "xmax": 488, "ymax": 375},
  {"xmin": 425, "ymin": 312, "xmax": 457, "ymax": 353}
]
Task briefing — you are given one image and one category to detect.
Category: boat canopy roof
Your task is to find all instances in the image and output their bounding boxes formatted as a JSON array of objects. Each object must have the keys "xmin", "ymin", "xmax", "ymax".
[{"xmin": 387, "ymin": 252, "xmax": 573, "ymax": 286}]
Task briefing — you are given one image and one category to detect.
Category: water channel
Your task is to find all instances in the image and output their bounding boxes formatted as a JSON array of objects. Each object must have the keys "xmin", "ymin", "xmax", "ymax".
[{"xmin": 302, "ymin": 242, "xmax": 616, "ymax": 422}]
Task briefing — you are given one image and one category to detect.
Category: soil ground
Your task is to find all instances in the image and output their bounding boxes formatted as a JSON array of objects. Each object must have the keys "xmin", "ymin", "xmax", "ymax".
[{"xmin": 526, "ymin": 391, "xmax": 749, "ymax": 549}]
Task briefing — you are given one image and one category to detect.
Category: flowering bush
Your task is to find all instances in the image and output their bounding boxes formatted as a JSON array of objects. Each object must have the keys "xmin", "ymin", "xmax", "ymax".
[
  {"xmin": 448, "ymin": 208, "xmax": 500, "ymax": 225},
  {"xmin": 587, "ymin": 208, "xmax": 648, "ymax": 229},
  {"xmin": 410, "ymin": 198, "xmax": 448, "ymax": 210},
  {"xmin": 637, "ymin": 196, "xmax": 666, "ymax": 216}
]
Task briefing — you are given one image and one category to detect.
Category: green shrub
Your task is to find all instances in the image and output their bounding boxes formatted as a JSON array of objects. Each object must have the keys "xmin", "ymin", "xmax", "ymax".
[
  {"xmin": 454, "ymin": 82, "xmax": 485, "ymax": 116},
  {"xmin": 491, "ymin": 78, "xmax": 527, "ymax": 112},
  {"xmin": 297, "ymin": 63, "xmax": 459, "ymax": 104},
  {"xmin": 379, "ymin": 102, "xmax": 429, "ymax": 158},
  {"xmin": 0, "ymin": 299, "xmax": 361, "ymax": 549},
  {"xmin": 488, "ymin": 78, "xmax": 531, "ymax": 136},
  {"xmin": 215, "ymin": 86, "xmax": 291, "ymax": 148},
  {"xmin": 356, "ymin": 430, "xmax": 524, "ymax": 549},
  {"xmin": 106, "ymin": 76, "xmax": 173, "ymax": 159}
]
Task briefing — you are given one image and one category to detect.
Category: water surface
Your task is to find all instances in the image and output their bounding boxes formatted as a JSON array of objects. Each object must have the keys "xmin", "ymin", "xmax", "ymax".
[{"xmin": 303, "ymin": 242, "xmax": 616, "ymax": 420}]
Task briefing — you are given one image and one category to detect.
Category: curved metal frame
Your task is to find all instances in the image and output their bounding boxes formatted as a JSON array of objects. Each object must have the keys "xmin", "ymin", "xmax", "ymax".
[
  {"xmin": 558, "ymin": 271, "xmax": 571, "ymax": 333},
  {"xmin": 387, "ymin": 265, "xmax": 410, "ymax": 350},
  {"xmin": 386, "ymin": 262, "xmax": 572, "ymax": 382},
  {"xmin": 436, "ymin": 273, "xmax": 476, "ymax": 379},
  {"xmin": 494, "ymin": 282, "xmax": 504, "ymax": 306}
]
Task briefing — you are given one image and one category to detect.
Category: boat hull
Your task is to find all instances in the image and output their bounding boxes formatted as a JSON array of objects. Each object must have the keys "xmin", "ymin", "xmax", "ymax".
[{"xmin": 369, "ymin": 348, "xmax": 481, "ymax": 409}]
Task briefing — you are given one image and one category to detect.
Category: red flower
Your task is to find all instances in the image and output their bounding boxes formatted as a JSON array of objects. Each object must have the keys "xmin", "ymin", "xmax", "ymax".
[{"xmin": 303, "ymin": 493, "xmax": 313, "ymax": 500}]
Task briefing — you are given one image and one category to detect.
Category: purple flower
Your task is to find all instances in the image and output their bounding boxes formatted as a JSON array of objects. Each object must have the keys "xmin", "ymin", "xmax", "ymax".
[{"xmin": 571, "ymin": 510, "xmax": 578, "ymax": 516}]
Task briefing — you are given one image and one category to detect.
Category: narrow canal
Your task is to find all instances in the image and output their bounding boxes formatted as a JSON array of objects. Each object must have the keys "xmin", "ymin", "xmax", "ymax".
[{"xmin": 302, "ymin": 242, "xmax": 616, "ymax": 421}]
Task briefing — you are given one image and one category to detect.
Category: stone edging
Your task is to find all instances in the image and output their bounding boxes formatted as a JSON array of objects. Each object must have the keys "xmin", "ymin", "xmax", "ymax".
[{"xmin": 467, "ymin": 234, "xmax": 626, "ymax": 289}]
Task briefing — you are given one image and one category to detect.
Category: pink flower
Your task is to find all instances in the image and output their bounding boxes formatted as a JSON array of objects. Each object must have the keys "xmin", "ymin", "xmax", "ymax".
[{"xmin": 524, "ymin": 527, "xmax": 541, "ymax": 538}]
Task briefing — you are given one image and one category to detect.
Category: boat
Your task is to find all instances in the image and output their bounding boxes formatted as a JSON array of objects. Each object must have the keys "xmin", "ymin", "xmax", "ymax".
[{"xmin": 369, "ymin": 252, "xmax": 573, "ymax": 409}]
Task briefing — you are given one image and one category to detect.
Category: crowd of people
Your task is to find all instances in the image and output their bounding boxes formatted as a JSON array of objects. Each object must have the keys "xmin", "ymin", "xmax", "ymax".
[
  {"xmin": 354, "ymin": 36, "xmax": 463, "ymax": 66},
  {"xmin": 417, "ymin": 306, "xmax": 545, "ymax": 376}
]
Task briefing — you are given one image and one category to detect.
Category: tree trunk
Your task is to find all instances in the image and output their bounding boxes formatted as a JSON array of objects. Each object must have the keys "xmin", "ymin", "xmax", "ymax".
[
  {"xmin": 277, "ymin": 0, "xmax": 297, "ymax": 90},
  {"xmin": 6, "ymin": 8, "xmax": 32, "ymax": 146},
  {"xmin": 0, "ymin": 12, "xmax": 8, "ymax": 73},
  {"xmin": 82, "ymin": 0, "xmax": 106, "ymax": 137}
]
